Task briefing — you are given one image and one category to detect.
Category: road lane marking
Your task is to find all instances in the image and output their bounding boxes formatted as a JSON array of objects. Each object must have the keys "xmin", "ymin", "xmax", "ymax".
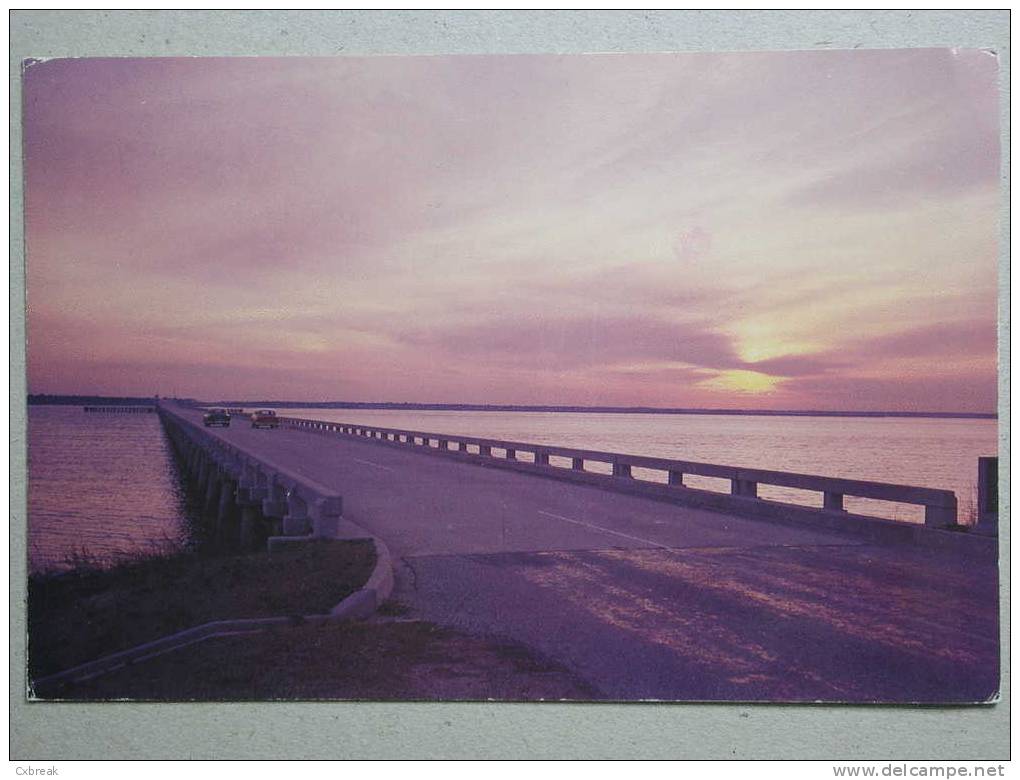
[
  {"xmin": 352, "ymin": 457, "xmax": 395, "ymax": 472},
  {"xmin": 537, "ymin": 510, "xmax": 670, "ymax": 549}
]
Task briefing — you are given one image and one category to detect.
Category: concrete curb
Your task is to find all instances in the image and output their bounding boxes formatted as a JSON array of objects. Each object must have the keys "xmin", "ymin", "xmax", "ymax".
[
  {"xmin": 31, "ymin": 535, "xmax": 395, "ymax": 695},
  {"xmin": 329, "ymin": 535, "xmax": 395, "ymax": 620}
]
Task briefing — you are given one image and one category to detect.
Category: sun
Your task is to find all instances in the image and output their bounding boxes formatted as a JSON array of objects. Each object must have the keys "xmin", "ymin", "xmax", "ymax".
[{"xmin": 703, "ymin": 370, "xmax": 781, "ymax": 394}]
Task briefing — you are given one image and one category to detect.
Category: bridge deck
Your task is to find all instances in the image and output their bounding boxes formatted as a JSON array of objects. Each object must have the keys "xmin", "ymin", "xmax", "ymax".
[{"xmin": 173, "ymin": 406, "xmax": 999, "ymax": 702}]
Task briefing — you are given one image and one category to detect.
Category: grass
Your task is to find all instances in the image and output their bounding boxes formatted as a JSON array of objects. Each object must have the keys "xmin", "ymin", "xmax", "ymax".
[
  {"xmin": 28, "ymin": 538, "xmax": 376, "ymax": 681},
  {"xmin": 39, "ymin": 618, "xmax": 601, "ymax": 701}
]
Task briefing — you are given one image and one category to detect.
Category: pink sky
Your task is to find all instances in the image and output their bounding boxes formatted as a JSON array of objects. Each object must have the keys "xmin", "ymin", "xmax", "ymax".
[{"xmin": 23, "ymin": 50, "xmax": 1000, "ymax": 411}]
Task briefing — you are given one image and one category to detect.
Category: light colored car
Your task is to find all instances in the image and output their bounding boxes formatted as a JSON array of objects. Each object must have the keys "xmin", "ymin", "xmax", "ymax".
[{"xmin": 250, "ymin": 409, "xmax": 279, "ymax": 429}]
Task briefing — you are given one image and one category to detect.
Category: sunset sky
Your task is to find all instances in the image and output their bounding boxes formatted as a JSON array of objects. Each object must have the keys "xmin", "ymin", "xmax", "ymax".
[{"xmin": 23, "ymin": 50, "xmax": 1000, "ymax": 411}]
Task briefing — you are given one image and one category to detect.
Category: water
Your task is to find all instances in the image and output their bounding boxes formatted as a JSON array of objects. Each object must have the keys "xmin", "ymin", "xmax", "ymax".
[
  {"xmin": 26, "ymin": 406, "xmax": 199, "ymax": 573},
  {"xmin": 26, "ymin": 406, "xmax": 997, "ymax": 572},
  {"xmin": 276, "ymin": 408, "xmax": 997, "ymax": 524}
]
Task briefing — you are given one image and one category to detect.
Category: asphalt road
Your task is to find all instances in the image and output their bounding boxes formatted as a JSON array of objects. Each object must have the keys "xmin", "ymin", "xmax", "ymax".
[{"xmin": 177, "ymin": 407, "xmax": 1000, "ymax": 702}]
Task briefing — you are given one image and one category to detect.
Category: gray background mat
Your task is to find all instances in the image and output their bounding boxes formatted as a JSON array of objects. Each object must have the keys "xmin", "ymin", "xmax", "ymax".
[{"xmin": 9, "ymin": 10, "xmax": 1010, "ymax": 760}]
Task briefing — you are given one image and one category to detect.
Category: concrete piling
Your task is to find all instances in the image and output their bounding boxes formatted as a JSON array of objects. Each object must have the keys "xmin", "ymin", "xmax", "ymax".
[
  {"xmin": 215, "ymin": 479, "xmax": 239, "ymax": 547},
  {"xmin": 203, "ymin": 472, "xmax": 221, "ymax": 514},
  {"xmin": 158, "ymin": 409, "xmax": 325, "ymax": 553},
  {"xmin": 316, "ymin": 496, "xmax": 343, "ymax": 538},
  {"xmin": 282, "ymin": 489, "xmax": 310, "ymax": 535},
  {"xmin": 239, "ymin": 505, "xmax": 259, "ymax": 549}
]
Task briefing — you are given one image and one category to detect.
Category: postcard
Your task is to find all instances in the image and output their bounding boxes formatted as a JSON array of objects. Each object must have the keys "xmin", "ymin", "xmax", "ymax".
[{"xmin": 23, "ymin": 50, "xmax": 1000, "ymax": 704}]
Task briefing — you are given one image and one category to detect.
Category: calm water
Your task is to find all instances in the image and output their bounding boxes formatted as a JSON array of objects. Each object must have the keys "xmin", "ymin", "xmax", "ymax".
[
  {"xmin": 26, "ymin": 405, "xmax": 997, "ymax": 571},
  {"xmin": 26, "ymin": 406, "xmax": 199, "ymax": 573}
]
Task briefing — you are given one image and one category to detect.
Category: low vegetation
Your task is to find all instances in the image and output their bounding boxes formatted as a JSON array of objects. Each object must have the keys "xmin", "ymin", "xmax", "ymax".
[
  {"xmin": 29, "ymin": 539, "xmax": 599, "ymax": 702},
  {"xmin": 28, "ymin": 539, "xmax": 376, "ymax": 680},
  {"xmin": 38, "ymin": 614, "xmax": 600, "ymax": 701}
]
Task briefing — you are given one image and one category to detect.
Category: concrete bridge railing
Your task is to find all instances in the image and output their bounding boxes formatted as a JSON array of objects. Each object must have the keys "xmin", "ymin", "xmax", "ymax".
[
  {"xmin": 160, "ymin": 405, "xmax": 344, "ymax": 550},
  {"xmin": 278, "ymin": 416, "xmax": 966, "ymax": 531}
]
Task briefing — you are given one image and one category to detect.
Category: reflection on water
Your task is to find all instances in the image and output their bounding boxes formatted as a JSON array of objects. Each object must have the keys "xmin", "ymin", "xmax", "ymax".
[{"xmin": 26, "ymin": 406, "xmax": 200, "ymax": 573}]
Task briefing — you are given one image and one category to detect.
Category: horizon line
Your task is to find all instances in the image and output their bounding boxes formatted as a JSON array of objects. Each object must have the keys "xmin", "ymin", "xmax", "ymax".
[{"xmin": 26, "ymin": 394, "xmax": 999, "ymax": 420}]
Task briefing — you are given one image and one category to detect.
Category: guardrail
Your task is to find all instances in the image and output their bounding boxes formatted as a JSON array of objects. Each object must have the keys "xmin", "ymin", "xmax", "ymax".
[
  {"xmin": 84, "ymin": 405, "xmax": 155, "ymax": 413},
  {"xmin": 160, "ymin": 406, "xmax": 344, "ymax": 541},
  {"xmin": 277, "ymin": 415, "xmax": 960, "ymax": 529}
]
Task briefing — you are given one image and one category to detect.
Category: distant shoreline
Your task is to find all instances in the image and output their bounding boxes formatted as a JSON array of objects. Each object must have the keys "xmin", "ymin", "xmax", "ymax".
[{"xmin": 26, "ymin": 395, "xmax": 997, "ymax": 420}]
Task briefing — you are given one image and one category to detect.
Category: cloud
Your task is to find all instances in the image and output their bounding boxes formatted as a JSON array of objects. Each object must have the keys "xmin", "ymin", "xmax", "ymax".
[
  {"xmin": 519, "ymin": 264, "xmax": 729, "ymax": 314},
  {"xmin": 742, "ymin": 319, "xmax": 997, "ymax": 381},
  {"xmin": 781, "ymin": 50, "xmax": 999, "ymax": 211},
  {"xmin": 746, "ymin": 353, "xmax": 847, "ymax": 377},
  {"xmin": 783, "ymin": 372, "xmax": 997, "ymax": 414},
  {"xmin": 22, "ymin": 51, "xmax": 1001, "ymax": 409},
  {"xmin": 786, "ymin": 130, "xmax": 999, "ymax": 211},
  {"xmin": 856, "ymin": 319, "xmax": 997, "ymax": 360},
  {"xmin": 396, "ymin": 314, "xmax": 745, "ymax": 372}
]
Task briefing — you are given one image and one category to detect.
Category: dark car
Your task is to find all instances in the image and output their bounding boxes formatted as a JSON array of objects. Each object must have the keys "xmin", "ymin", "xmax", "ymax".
[
  {"xmin": 203, "ymin": 408, "xmax": 231, "ymax": 427},
  {"xmin": 250, "ymin": 409, "xmax": 279, "ymax": 429}
]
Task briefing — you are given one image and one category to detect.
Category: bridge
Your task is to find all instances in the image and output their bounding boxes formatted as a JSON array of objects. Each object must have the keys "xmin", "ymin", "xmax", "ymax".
[{"xmin": 158, "ymin": 403, "xmax": 1000, "ymax": 702}]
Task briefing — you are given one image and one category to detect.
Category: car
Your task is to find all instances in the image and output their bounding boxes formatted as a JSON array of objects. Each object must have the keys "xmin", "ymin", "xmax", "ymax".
[
  {"xmin": 203, "ymin": 408, "xmax": 231, "ymax": 427},
  {"xmin": 250, "ymin": 409, "xmax": 279, "ymax": 429}
]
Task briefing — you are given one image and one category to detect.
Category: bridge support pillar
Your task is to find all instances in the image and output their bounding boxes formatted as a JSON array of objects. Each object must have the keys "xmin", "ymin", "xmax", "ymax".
[
  {"xmin": 239, "ymin": 505, "xmax": 260, "ymax": 550},
  {"xmin": 216, "ymin": 480, "xmax": 235, "ymax": 523},
  {"xmin": 314, "ymin": 496, "xmax": 343, "ymax": 538},
  {"xmin": 196, "ymin": 456, "xmax": 210, "ymax": 491},
  {"xmin": 216, "ymin": 480, "xmax": 238, "ymax": 547},
  {"xmin": 204, "ymin": 470, "xmax": 222, "ymax": 513},
  {"xmin": 235, "ymin": 461, "xmax": 254, "ymax": 503},
  {"xmin": 186, "ymin": 446, "xmax": 200, "ymax": 478},
  {"xmin": 282, "ymin": 489, "xmax": 311, "ymax": 536},
  {"xmin": 193, "ymin": 448, "xmax": 207, "ymax": 480},
  {"xmin": 613, "ymin": 463, "xmax": 632, "ymax": 478},
  {"xmin": 572, "ymin": 457, "xmax": 584, "ymax": 471},
  {"xmin": 262, "ymin": 478, "xmax": 288, "ymax": 537},
  {"xmin": 668, "ymin": 470, "xmax": 683, "ymax": 486}
]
